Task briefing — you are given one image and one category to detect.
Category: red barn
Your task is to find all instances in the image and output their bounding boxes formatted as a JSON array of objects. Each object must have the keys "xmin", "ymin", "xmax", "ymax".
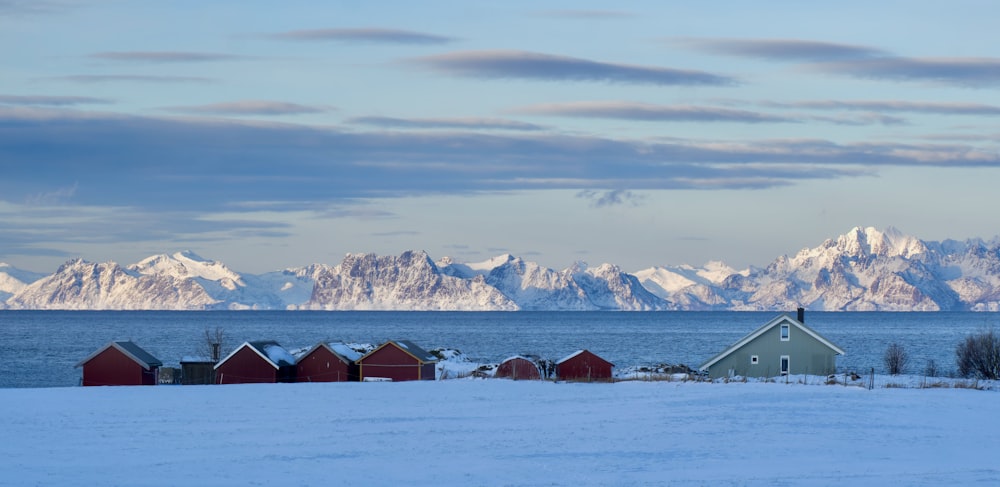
[
  {"xmin": 555, "ymin": 350, "xmax": 614, "ymax": 382},
  {"xmin": 357, "ymin": 340, "xmax": 437, "ymax": 382},
  {"xmin": 215, "ymin": 341, "xmax": 296, "ymax": 384},
  {"xmin": 495, "ymin": 356, "xmax": 542, "ymax": 380},
  {"xmin": 76, "ymin": 341, "xmax": 162, "ymax": 386},
  {"xmin": 296, "ymin": 342, "xmax": 363, "ymax": 382}
]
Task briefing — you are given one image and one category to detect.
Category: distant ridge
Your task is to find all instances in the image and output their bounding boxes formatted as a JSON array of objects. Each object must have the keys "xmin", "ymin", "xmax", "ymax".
[{"xmin": 4, "ymin": 226, "xmax": 1000, "ymax": 311}]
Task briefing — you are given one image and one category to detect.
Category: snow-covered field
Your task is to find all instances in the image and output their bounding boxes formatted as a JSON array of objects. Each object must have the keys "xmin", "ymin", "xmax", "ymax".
[{"xmin": 3, "ymin": 379, "xmax": 998, "ymax": 486}]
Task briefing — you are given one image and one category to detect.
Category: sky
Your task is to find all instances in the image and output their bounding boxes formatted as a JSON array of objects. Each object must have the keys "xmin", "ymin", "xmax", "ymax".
[{"xmin": 4, "ymin": 1, "xmax": 1000, "ymax": 274}]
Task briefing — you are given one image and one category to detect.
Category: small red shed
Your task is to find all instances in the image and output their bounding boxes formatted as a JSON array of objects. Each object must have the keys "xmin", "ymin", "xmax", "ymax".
[
  {"xmin": 76, "ymin": 341, "xmax": 162, "ymax": 386},
  {"xmin": 495, "ymin": 356, "xmax": 542, "ymax": 380},
  {"xmin": 357, "ymin": 340, "xmax": 437, "ymax": 382},
  {"xmin": 296, "ymin": 342, "xmax": 363, "ymax": 382},
  {"xmin": 215, "ymin": 341, "xmax": 296, "ymax": 384},
  {"xmin": 555, "ymin": 350, "xmax": 614, "ymax": 382}
]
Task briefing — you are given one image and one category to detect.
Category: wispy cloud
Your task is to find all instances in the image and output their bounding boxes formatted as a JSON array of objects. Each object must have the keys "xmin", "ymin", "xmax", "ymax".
[
  {"xmin": 90, "ymin": 51, "xmax": 244, "ymax": 63},
  {"xmin": 3, "ymin": 109, "xmax": 998, "ymax": 218},
  {"xmin": 349, "ymin": 116, "xmax": 544, "ymax": 131},
  {"xmin": 163, "ymin": 100, "xmax": 330, "ymax": 116},
  {"xmin": 806, "ymin": 57, "xmax": 1000, "ymax": 87},
  {"xmin": 767, "ymin": 100, "xmax": 1000, "ymax": 115},
  {"xmin": 269, "ymin": 27, "xmax": 455, "ymax": 44},
  {"xmin": 676, "ymin": 38, "xmax": 886, "ymax": 61},
  {"xmin": 531, "ymin": 10, "xmax": 634, "ymax": 19},
  {"xmin": 511, "ymin": 101, "xmax": 793, "ymax": 123},
  {"xmin": 410, "ymin": 50, "xmax": 736, "ymax": 86},
  {"xmin": 576, "ymin": 189, "xmax": 644, "ymax": 208},
  {"xmin": 45, "ymin": 74, "xmax": 214, "ymax": 84},
  {"xmin": 0, "ymin": 95, "xmax": 112, "ymax": 106}
]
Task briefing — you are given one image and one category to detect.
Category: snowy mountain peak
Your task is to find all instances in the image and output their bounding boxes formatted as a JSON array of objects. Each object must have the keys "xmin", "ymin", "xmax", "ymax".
[
  {"xmin": 835, "ymin": 226, "xmax": 926, "ymax": 259},
  {"xmin": 130, "ymin": 251, "xmax": 244, "ymax": 285}
]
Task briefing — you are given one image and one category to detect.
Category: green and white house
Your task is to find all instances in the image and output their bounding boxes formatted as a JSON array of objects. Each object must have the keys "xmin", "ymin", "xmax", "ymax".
[{"xmin": 699, "ymin": 310, "xmax": 845, "ymax": 379}]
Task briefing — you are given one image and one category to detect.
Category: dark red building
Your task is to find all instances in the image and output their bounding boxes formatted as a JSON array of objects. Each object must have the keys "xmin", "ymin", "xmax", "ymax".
[
  {"xmin": 296, "ymin": 342, "xmax": 362, "ymax": 382},
  {"xmin": 555, "ymin": 350, "xmax": 614, "ymax": 382},
  {"xmin": 76, "ymin": 341, "xmax": 162, "ymax": 386},
  {"xmin": 495, "ymin": 356, "xmax": 542, "ymax": 380},
  {"xmin": 215, "ymin": 341, "xmax": 296, "ymax": 384},
  {"xmin": 357, "ymin": 340, "xmax": 437, "ymax": 382}
]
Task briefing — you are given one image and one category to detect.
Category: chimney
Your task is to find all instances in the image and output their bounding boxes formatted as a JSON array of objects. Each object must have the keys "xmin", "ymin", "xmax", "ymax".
[{"xmin": 797, "ymin": 307, "xmax": 805, "ymax": 323}]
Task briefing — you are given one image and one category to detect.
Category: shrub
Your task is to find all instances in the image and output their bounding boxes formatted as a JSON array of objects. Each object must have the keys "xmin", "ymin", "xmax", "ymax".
[
  {"xmin": 924, "ymin": 359, "xmax": 938, "ymax": 378},
  {"xmin": 956, "ymin": 329, "xmax": 1000, "ymax": 380},
  {"xmin": 883, "ymin": 342, "xmax": 909, "ymax": 375}
]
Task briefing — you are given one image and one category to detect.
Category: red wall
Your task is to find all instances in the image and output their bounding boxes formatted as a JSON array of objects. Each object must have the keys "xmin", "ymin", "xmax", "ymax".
[
  {"xmin": 496, "ymin": 358, "xmax": 541, "ymax": 380},
  {"xmin": 216, "ymin": 347, "xmax": 278, "ymax": 384},
  {"xmin": 556, "ymin": 351, "xmax": 613, "ymax": 382},
  {"xmin": 296, "ymin": 347, "xmax": 357, "ymax": 382},
  {"xmin": 82, "ymin": 347, "xmax": 157, "ymax": 386},
  {"xmin": 358, "ymin": 344, "xmax": 433, "ymax": 381}
]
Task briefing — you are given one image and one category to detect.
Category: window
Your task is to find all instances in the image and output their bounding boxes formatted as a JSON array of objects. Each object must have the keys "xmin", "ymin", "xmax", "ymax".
[
  {"xmin": 780, "ymin": 324, "xmax": 790, "ymax": 341},
  {"xmin": 750, "ymin": 355, "xmax": 759, "ymax": 365},
  {"xmin": 780, "ymin": 355, "xmax": 790, "ymax": 375}
]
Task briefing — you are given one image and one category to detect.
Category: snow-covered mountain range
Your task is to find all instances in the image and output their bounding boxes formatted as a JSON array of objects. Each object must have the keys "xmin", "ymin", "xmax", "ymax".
[{"xmin": 4, "ymin": 227, "xmax": 1000, "ymax": 311}]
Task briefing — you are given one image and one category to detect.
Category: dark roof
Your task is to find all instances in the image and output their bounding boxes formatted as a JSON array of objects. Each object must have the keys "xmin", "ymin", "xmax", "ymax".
[
  {"xmin": 75, "ymin": 341, "xmax": 162, "ymax": 370},
  {"xmin": 358, "ymin": 340, "xmax": 438, "ymax": 364},
  {"xmin": 246, "ymin": 341, "xmax": 296, "ymax": 367},
  {"xmin": 393, "ymin": 340, "xmax": 438, "ymax": 363},
  {"xmin": 297, "ymin": 342, "xmax": 363, "ymax": 365}
]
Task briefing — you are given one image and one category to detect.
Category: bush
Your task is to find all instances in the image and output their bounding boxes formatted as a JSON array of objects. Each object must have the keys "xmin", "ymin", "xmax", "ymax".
[
  {"xmin": 883, "ymin": 342, "xmax": 909, "ymax": 375},
  {"xmin": 956, "ymin": 329, "xmax": 1000, "ymax": 380},
  {"xmin": 924, "ymin": 359, "xmax": 938, "ymax": 378}
]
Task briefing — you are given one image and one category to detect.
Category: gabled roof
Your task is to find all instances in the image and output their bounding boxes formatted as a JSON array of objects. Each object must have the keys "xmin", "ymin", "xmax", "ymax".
[
  {"xmin": 556, "ymin": 349, "xmax": 614, "ymax": 366},
  {"xmin": 76, "ymin": 341, "xmax": 162, "ymax": 370},
  {"xmin": 698, "ymin": 313, "xmax": 845, "ymax": 371},
  {"xmin": 214, "ymin": 341, "xmax": 296, "ymax": 370},
  {"xmin": 297, "ymin": 342, "xmax": 363, "ymax": 365},
  {"xmin": 357, "ymin": 340, "xmax": 438, "ymax": 364}
]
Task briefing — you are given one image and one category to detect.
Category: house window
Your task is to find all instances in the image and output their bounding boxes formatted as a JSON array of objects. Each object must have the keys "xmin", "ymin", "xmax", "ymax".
[
  {"xmin": 780, "ymin": 355, "xmax": 790, "ymax": 375},
  {"xmin": 780, "ymin": 324, "xmax": 790, "ymax": 341},
  {"xmin": 750, "ymin": 355, "xmax": 759, "ymax": 365}
]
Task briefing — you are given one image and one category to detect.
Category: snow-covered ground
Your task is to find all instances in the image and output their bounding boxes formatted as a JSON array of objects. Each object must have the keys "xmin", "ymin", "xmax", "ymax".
[{"xmin": 2, "ymin": 379, "xmax": 998, "ymax": 486}]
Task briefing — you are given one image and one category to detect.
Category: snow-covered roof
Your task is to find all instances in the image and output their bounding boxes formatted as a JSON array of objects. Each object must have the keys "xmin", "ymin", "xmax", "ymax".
[
  {"xmin": 297, "ymin": 342, "xmax": 364, "ymax": 364},
  {"xmin": 215, "ymin": 341, "xmax": 295, "ymax": 369},
  {"xmin": 556, "ymin": 349, "xmax": 613, "ymax": 366},
  {"xmin": 698, "ymin": 313, "xmax": 845, "ymax": 371},
  {"xmin": 358, "ymin": 340, "xmax": 438, "ymax": 364},
  {"xmin": 75, "ymin": 341, "xmax": 162, "ymax": 370}
]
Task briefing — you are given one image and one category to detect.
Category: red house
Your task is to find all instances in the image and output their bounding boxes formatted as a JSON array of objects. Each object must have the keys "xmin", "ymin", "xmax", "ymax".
[
  {"xmin": 357, "ymin": 340, "xmax": 437, "ymax": 382},
  {"xmin": 555, "ymin": 350, "xmax": 614, "ymax": 382},
  {"xmin": 76, "ymin": 341, "xmax": 162, "ymax": 386},
  {"xmin": 296, "ymin": 342, "xmax": 363, "ymax": 382},
  {"xmin": 215, "ymin": 341, "xmax": 296, "ymax": 384},
  {"xmin": 495, "ymin": 356, "xmax": 542, "ymax": 380}
]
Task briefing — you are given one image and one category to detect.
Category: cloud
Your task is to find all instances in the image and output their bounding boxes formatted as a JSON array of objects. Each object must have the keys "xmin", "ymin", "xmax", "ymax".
[
  {"xmin": 576, "ymin": 189, "xmax": 644, "ymax": 208},
  {"xmin": 0, "ymin": 95, "xmax": 112, "ymax": 106},
  {"xmin": 531, "ymin": 10, "xmax": 634, "ymax": 19},
  {"xmin": 511, "ymin": 101, "xmax": 794, "ymax": 123},
  {"xmin": 269, "ymin": 27, "xmax": 455, "ymax": 44},
  {"xmin": 806, "ymin": 57, "xmax": 1000, "ymax": 87},
  {"xmin": 3, "ymin": 109, "xmax": 999, "ymax": 218},
  {"xmin": 48, "ymin": 75, "xmax": 213, "ymax": 84},
  {"xmin": 677, "ymin": 38, "xmax": 886, "ymax": 61},
  {"xmin": 349, "ymin": 116, "xmax": 544, "ymax": 131},
  {"xmin": 163, "ymin": 100, "xmax": 330, "ymax": 116},
  {"xmin": 767, "ymin": 100, "xmax": 1000, "ymax": 115},
  {"xmin": 90, "ymin": 51, "xmax": 244, "ymax": 63},
  {"xmin": 410, "ymin": 50, "xmax": 736, "ymax": 86}
]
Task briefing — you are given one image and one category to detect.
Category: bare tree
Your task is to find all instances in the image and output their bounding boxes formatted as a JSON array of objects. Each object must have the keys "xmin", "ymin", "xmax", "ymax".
[
  {"xmin": 884, "ymin": 342, "xmax": 909, "ymax": 375},
  {"xmin": 202, "ymin": 327, "xmax": 226, "ymax": 362},
  {"xmin": 956, "ymin": 329, "xmax": 1000, "ymax": 380},
  {"xmin": 923, "ymin": 359, "xmax": 938, "ymax": 378}
]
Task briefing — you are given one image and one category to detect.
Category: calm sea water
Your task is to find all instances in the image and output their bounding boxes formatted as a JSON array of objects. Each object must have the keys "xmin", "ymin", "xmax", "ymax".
[{"xmin": 2, "ymin": 311, "xmax": 996, "ymax": 388}]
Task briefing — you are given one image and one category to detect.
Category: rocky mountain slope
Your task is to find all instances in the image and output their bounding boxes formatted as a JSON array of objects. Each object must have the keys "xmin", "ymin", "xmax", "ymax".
[{"xmin": 4, "ymin": 227, "xmax": 1000, "ymax": 311}]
